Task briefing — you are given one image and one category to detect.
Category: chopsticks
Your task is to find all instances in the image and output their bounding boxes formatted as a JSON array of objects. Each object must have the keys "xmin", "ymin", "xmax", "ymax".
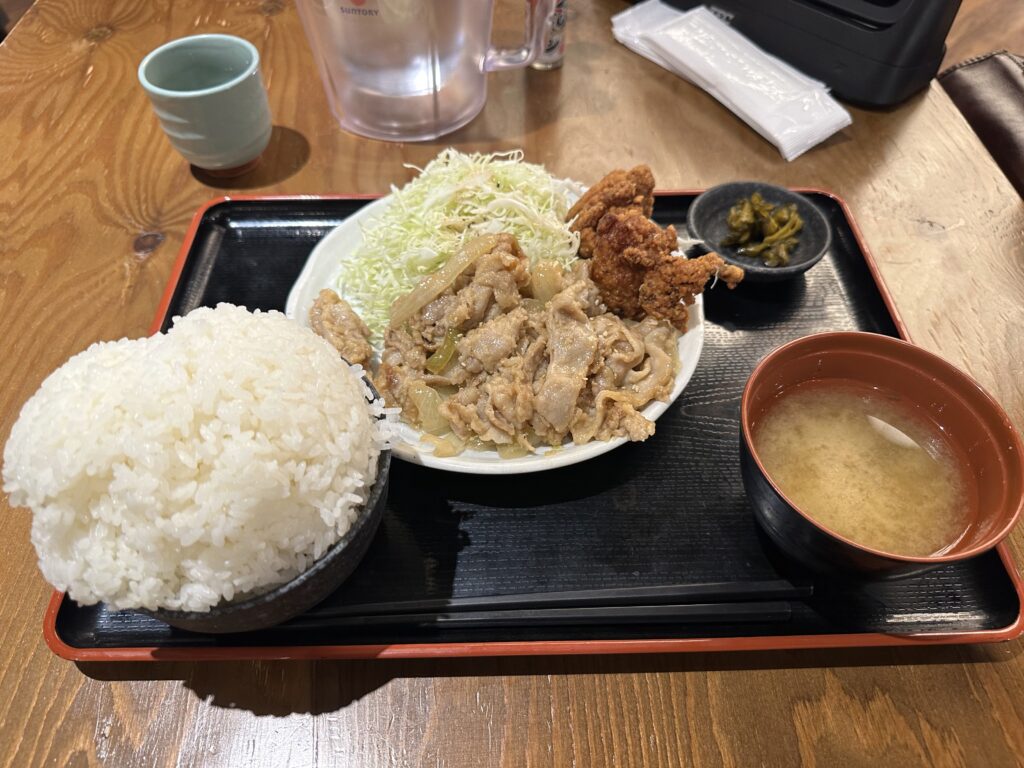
[
  {"xmin": 311, "ymin": 579, "xmax": 812, "ymax": 617},
  {"xmin": 294, "ymin": 579, "xmax": 812, "ymax": 629},
  {"xmin": 294, "ymin": 600, "xmax": 796, "ymax": 628}
]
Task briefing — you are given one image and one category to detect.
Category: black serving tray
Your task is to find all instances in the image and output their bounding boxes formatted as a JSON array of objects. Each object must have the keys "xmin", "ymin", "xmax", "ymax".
[{"xmin": 45, "ymin": 192, "xmax": 1023, "ymax": 661}]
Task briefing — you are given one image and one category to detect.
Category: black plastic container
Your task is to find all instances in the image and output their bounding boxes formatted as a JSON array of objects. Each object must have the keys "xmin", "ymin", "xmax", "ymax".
[{"xmin": 666, "ymin": 0, "xmax": 961, "ymax": 107}]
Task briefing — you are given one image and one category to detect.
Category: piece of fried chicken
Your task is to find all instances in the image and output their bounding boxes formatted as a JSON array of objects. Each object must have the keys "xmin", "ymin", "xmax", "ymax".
[
  {"xmin": 591, "ymin": 209, "xmax": 677, "ymax": 319},
  {"xmin": 567, "ymin": 165, "xmax": 655, "ymax": 259},
  {"xmin": 591, "ymin": 208, "xmax": 744, "ymax": 330},
  {"xmin": 640, "ymin": 253, "xmax": 744, "ymax": 329}
]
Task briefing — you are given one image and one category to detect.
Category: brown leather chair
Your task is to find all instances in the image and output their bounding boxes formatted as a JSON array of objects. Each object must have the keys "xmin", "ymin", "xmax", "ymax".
[{"xmin": 938, "ymin": 51, "xmax": 1024, "ymax": 199}]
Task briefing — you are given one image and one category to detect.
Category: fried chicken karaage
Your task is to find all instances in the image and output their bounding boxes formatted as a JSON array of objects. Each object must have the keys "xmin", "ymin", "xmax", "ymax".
[
  {"xmin": 591, "ymin": 209, "xmax": 677, "ymax": 319},
  {"xmin": 571, "ymin": 169, "xmax": 744, "ymax": 331},
  {"xmin": 639, "ymin": 253, "xmax": 744, "ymax": 329},
  {"xmin": 566, "ymin": 165, "xmax": 655, "ymax": 259}
]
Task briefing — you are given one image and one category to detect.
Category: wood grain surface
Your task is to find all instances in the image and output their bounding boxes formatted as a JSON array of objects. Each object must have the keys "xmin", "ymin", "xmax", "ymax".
[{"xmin": 1, "ymin": 1, "xmax": 1023, "ymax": 766}]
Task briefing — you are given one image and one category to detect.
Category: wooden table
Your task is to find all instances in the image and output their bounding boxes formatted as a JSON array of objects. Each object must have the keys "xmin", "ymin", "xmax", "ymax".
[{"xmin": 2, "ymin": 1, "xmax": 1022, "ymax": 765}]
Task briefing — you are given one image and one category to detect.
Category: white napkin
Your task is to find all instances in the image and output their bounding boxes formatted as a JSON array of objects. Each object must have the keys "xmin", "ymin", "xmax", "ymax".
[
  {"xmin": 612, "ymin": 2, "xmax": 852, "ymax": 161},
  {"xmin": 611, "ymin": 0, "xmax": 680, "ymax": 69}
]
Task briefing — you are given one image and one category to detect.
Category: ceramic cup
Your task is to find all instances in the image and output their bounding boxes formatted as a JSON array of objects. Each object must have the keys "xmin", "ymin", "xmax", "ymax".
[{"xmin": 138, "ymin": 34, "xmax": 271, "ymax": 176}]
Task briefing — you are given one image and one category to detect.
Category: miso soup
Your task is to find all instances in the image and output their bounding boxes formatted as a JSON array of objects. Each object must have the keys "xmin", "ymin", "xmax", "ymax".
[{"xmin": 753, "ymin": 383, "xmax": 970, "ymax": 557}]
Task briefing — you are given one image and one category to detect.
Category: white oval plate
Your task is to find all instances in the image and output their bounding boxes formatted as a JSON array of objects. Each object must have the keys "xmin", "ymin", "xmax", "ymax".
[{"xmin": 285, "ymin": 196, "xmax": 704, "ymax": 474}]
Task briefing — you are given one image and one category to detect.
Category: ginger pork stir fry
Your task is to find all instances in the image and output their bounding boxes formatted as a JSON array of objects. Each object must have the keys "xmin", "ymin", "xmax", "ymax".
[
  {"xmin": 312, "ymin": 234, "xmax": 680, "ymax": 456},
  {"xmin": 309, "ymin": 289, "xmax": 373, "ymax": 367},
  {"xmin": 309, "ymin": 164, "xmax": 745, "ymax": 458}
]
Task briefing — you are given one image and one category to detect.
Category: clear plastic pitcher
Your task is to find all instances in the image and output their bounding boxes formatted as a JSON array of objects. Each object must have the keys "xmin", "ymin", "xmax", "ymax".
[{"xmin": 296, "ymin": 0, "xmax": 554, "ymax": 141}]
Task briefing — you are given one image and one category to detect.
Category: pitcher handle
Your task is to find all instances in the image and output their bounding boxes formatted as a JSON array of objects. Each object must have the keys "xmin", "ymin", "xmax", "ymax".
[{"xmin": 484, "ymin": 0, "xmax": 556, "ymax": 72}]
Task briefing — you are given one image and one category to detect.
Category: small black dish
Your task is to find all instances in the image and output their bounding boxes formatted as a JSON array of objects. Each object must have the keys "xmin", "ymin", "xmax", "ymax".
[{"xmin": 688, "ymin": 182, "xmax": 831, "ymax": 283}]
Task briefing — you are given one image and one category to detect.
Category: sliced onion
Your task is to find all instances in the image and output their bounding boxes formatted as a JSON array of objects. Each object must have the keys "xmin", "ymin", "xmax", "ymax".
[
  {"xmin": 496, "ymin": 443, "xmax": 529, "ymax": 459},
  {"xmin": 433, "ymin": 384, "xmax": 460, "ymax": 398},
  {"xmin": 440, "ymin": 433, "xmax": 466, "ymax": 457},
  {"xmin": 389, "ymin": 235, "xmax": 499, "ymax": 329},
  {"xmin": 421, "ymin": 433, "xmax": 466, "ymax": 458},
  {"xmin": 425, "ymin": 328, "xmax": 460, "ymax": 374},
  {"xmin": 408, "ymin": 382, "xmax": 451, "ymax": 435},
  {"xmin": 521, "ymin": 298, "xmax": 545, "ymax": 315},
  {"xmin": 530, "ymin": 260, "xmax": 564, "ymax": 304},
  {"xmin": 466, "ymin": 437, "xmax": 492, "ymax": 452}
]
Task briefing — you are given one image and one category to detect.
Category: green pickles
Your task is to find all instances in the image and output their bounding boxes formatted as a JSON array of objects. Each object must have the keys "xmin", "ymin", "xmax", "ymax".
[{"xmin": 721, "ymin": 193, "xmax": 803, "ymax": 267}]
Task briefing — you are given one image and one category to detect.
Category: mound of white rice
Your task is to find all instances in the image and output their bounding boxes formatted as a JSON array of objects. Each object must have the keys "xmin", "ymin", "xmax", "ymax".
[{"xmin": 2, "ymin": 304, "xmax": 387, "ymax": 613}]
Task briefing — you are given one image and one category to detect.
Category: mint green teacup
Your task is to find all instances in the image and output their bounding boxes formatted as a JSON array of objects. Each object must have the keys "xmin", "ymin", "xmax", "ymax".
[{"xmin": 139, "ymin": 35, "xmax": 272, "ymax": 175}]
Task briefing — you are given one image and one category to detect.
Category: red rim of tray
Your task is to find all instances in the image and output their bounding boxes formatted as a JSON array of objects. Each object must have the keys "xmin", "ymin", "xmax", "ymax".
[{"xmin": 42, "ymin": 189, "xmax": 1024, "ymax": 662}]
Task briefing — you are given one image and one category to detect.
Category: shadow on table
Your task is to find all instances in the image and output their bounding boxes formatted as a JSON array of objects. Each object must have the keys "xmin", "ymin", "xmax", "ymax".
[
  {"xmin": 192, "ymin": 125, "xmax": 310, "ymax": 190},
  {"xmin": 76, "ymin": 640, "xmax": 1020, "ymax": 718},
  {"xmin": 439, "ymin": 40, "xmax": 615, "ymax": 147}
]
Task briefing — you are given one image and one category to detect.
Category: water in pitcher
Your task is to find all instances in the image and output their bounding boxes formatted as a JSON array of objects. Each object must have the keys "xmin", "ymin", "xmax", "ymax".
[{"xmin": 298, "ymin": 0, "xmax": 495, "ymax": 141}]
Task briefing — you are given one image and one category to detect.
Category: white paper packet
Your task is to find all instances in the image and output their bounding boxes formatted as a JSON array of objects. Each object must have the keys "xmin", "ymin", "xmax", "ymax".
[
  {"xmin": 612, "ymin": 2, "xmax": 852, "ymax": 161},
  {"xmin": 611, "ymin": 0, "xmax": 681, "ymax": 67}
]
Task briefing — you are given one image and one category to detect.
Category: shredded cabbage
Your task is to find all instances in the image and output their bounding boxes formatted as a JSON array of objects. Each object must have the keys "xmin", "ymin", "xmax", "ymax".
[{"xmin": 335, "ymin": 149, "xmax": 582, "ymax": 341}]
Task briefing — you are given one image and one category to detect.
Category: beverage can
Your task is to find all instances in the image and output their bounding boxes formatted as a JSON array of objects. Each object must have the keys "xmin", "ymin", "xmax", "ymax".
[{"xmin": 531, "ymin": 0, "xmax": 567, "ymax": 70}]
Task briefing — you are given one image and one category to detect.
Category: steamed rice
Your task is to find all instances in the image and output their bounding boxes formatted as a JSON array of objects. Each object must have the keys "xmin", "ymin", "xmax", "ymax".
[{"xmin": 2, "ymin": 304, "xmax": 387, "ymax": 612}]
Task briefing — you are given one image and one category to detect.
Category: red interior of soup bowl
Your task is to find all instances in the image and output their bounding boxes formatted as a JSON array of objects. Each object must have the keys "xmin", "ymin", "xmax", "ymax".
[{"xmin": 742, "ymin": 332, "xmax": 1024, "ymax": 563}]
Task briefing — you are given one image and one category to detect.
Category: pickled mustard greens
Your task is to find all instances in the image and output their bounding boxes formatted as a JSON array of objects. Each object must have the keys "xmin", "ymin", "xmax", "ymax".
[
  {"xmin": 721, "ymin": 192, "xmax": 804, "ymax": 267},
  {"xmin": 336, "ymin": 149, "xmax": 582, "ymax": 341}
]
